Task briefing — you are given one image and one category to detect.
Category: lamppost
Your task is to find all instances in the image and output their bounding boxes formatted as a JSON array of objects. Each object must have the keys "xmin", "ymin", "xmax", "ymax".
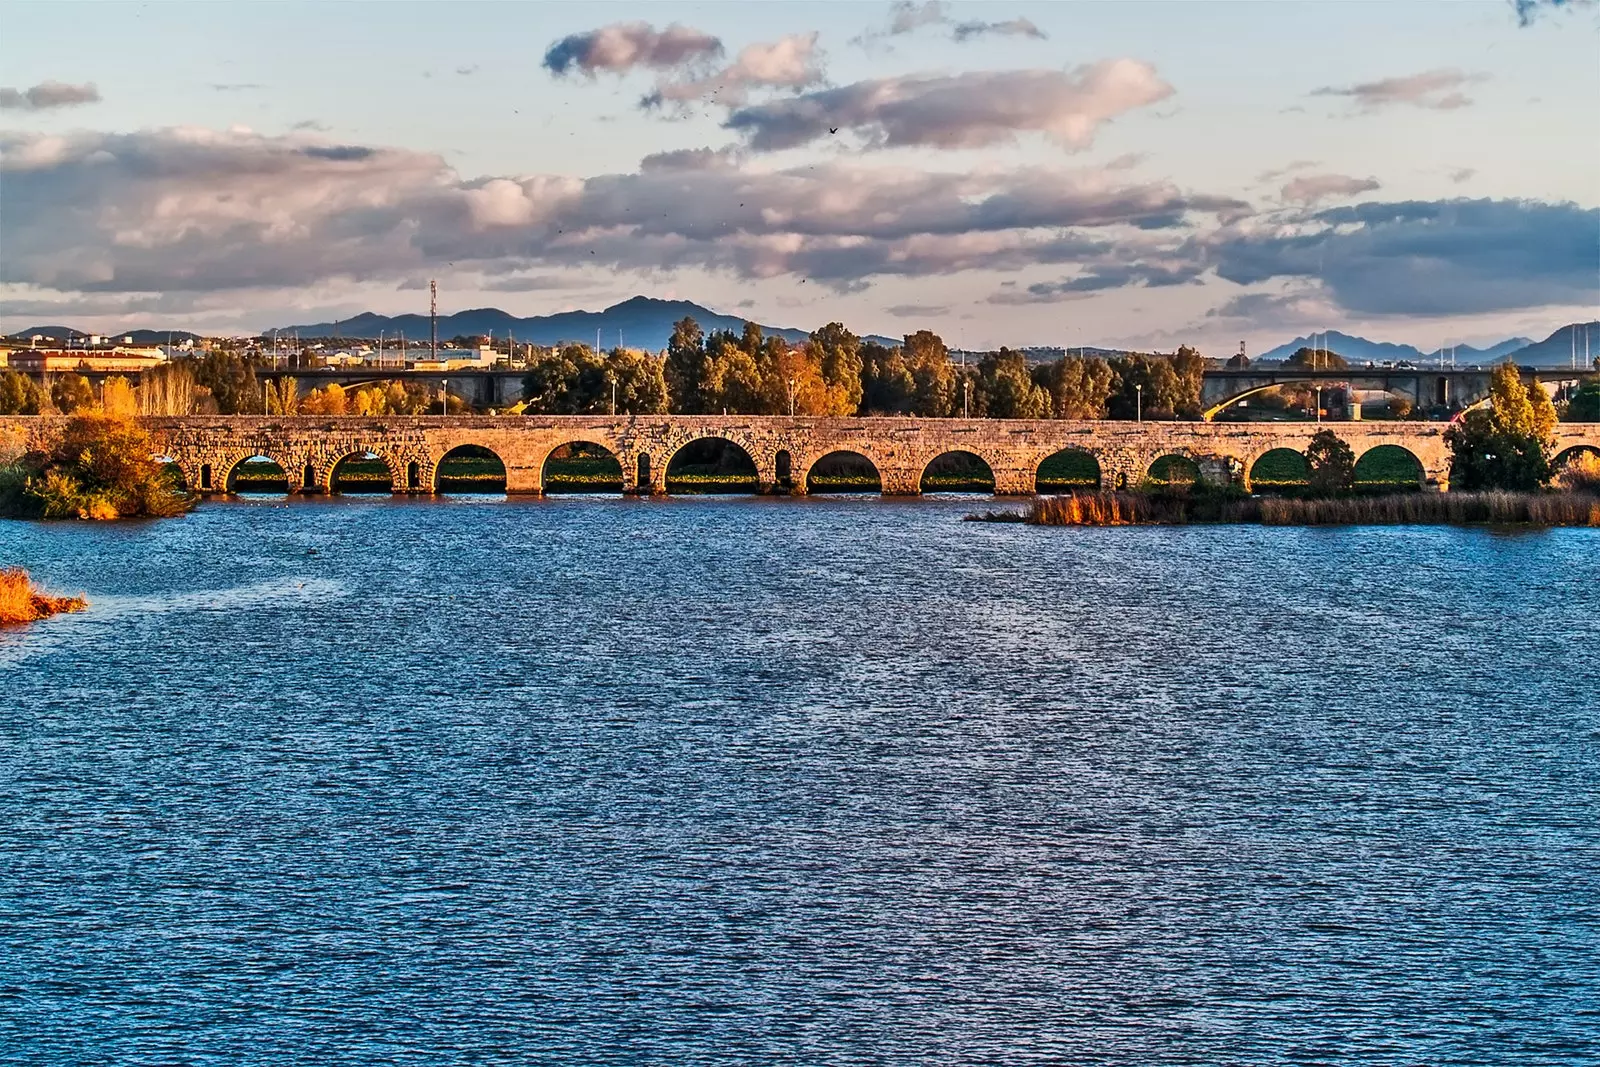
[
  {"xmin": 1136, "ymin": 383, "xmax": 1143, "ymax": 423},
  {"xmin": 787, "ymin": 377, "xmax": 796, "ymax": 416},
  {"xmin": 610, "ymin": 374, "xmax": 617, "ymax": 416},
  {"xmin": 963, "ymin": 378, "xmax": 970, "ymax": 419},
  {"xmin": 441, "ymin": 379, "xmax": 449, "ymax": 416}
]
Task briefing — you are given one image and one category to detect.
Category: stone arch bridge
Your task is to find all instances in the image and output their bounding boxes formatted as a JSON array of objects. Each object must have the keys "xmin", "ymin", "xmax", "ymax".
[{"xmin": 3, "ymin": 415, "xmax": 1597, "ymax": 495}]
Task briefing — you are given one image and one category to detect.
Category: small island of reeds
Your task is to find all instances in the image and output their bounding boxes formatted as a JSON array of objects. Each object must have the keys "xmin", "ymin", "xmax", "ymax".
[{"xmin": 0, "ymin": 568, "xmax": 87, "ymax": 626}]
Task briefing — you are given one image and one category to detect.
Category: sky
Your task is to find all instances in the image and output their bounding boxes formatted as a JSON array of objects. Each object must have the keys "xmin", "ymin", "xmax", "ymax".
[{"xmin": 0, "ymin": 0, "xmax": 1596, "ymax": 353}]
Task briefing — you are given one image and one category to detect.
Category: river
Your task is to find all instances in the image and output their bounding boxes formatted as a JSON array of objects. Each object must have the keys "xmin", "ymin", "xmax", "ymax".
[{"xmin": 3, "ymin": 495, "xmax": 1597, "ymax": 1064}]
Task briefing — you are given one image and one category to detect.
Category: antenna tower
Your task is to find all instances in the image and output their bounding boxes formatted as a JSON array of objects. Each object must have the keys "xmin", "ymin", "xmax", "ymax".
[{"xmin": 430, "ymin": 279, "xmax": 438, "ymax": 359}]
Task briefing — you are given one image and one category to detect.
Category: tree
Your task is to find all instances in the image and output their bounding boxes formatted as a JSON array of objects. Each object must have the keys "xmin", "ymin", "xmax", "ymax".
[
  {"xmin": 190, "ymin": 351, "xmax": 262, "ymax": 414},
  {"xmin": 521, "ymin": 344, "xmax": 607, "ymax": 414},
  {"xmin": 0, "ymin": 372, "xmax": 43, "ymax": 415},
  {"xmin": 300, "ymin": 383, "xmax": 349, "ymax": 416},
  {"xmin": 807, "ymin": 322, "xmax": 864, "ymax": 415},
  {"xmin": 977, "ymin": 349, "xmax": 1050, "ymax": 418},
  {"xmin": 1444, "ymin": 361, "xmax": 1554, "ymax": 491},
  {"xmin": 664, "ymin": 317, "xmax": 708, "ymax": 413},
  {"xmin": 605, "ymin": 348, "xmax": 669, "ymax": 414},
  {"xmin": 1284, "ymin": 346, "xmax": 1350, "ymax": 370},
  {"xmin": 263, "ymin": 377, "xmax": 300, "ymax": 415},
  {"xmin": 1039, "ymin": 356, "xmax": 1115, "ymax": 419},
  {"xmin": 903, "ymin": 331, "xmax": 955, "ymax": 416},
  {"xmin": 138, "ymin": 363, "xmax": 198, "ymax": 416},
  {"xmin": 50, "ymin": 374, "xmax": 95, "ymax": 413},
  {"xmin": 100, "ymin": 377, "xmax": 138, "ymax": 417},
  {"xmin": 860, "ymin": 342, "xmax": 915, "ymax": 414},
  {"xmin": 1566, "ymin": 377, "xmax": 1600, "ymax": 422},
  {"xmin": 1305, "ymin": 429, "xmax": 1355, "ymax": 497}
]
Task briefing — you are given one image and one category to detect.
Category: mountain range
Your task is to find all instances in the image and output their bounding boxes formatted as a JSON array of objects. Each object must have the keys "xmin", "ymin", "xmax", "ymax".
[
  {"xmin": 1256, "ymin": 331, "xmax": 1534, "ymax": 365},
  {"xmin": 4, "ymin": 298, "xmax": 1594, "ymax": 371},
  {"xmin": 272, "ymin": 297, "xmax": 898, "ymax": 350}
]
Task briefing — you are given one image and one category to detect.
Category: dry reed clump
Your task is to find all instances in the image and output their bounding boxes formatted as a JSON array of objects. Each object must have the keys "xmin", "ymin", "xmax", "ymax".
[
  {"xmin": 0, "ymin": 567, "xmax": 87, "ymax": 625},
  {"xmin": 1553, "ymin": 453, "xmax": 1600, "ymax": 495},
  {"xmin": 1026, "ymin": 491, "xmax": 1196, "ymax": 526},
  {"xmin": 1255, "ymin": 491, "xmax": 1600, "ymax": 526}
]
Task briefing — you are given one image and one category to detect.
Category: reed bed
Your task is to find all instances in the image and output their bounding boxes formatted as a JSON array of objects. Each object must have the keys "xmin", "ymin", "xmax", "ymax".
[
  {"xmin": 974, "ymin": 490, "xmax": 1600, "ymax": 528},
  {"xmin": 1254, "ymin": 491, "xmax": 1600, "ymax": 527},
  {"xmin": 0, "ymin": 567, "xmax": 87, "ymax": 625}
]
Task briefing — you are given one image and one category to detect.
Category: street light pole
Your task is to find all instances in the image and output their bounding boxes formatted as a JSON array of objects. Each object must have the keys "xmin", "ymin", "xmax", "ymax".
[
  {"xmin": 441, "ymin": 379, "xmax": 449, "ymax": 416},
  {"xmin": 788, "ymin": 377, "xmax": 796, "ymax": 417},
  {"xmin": 1136, "ymin": 383, "xmax": 1143, "ymax": 423}
]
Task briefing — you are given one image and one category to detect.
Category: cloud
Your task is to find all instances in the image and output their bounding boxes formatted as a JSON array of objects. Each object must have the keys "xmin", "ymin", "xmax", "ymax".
[
  {"xmin": 0, "ymin": 80, "xmax": 101, "ymax": 111},
  {"xmin": 1257, "ymin": 160, "xmax": 1318, "ymax": 182},
  {"xmin": 210, "ymin": 83, "xmax": 263, "ymax": 92},
  {"xmin": 1203, "ymin": 289, "xmax": 1341, "ymax": 328},
  {"xmin": 1279, "ymin": 173, "xmax": 1381, "ymax": 205},
  {"xmin": 1209, "ymin": 198, "xmax": 1600, "ymax": 315},
  {"xmin": 1311, "ymin": 69, "xmax": 1486, "ymax": 111},
  {"xmin": 988, "ymin": 264, "xmax": 1204, "ymax": 304},
  {"xmin": 480, "ymin": 274, "xmax": 591, "ymax": 292},
  {"xmin": 456, "ymin": 65, "xmax": 478, "ymax": 76},
  {"xmin": 724, "ymin": 61, "xmax": 1173, "ymax": 152},
  {"xmin": 643, "ymin": 33, "xmax": 825, "ymax": 109},
  {"xmin": 0, "ymin": 126, "xmax": 1237, "ymax": 299},
  {"xmin": 1449, "ymin": 167, "xmax": 1476, "ymax": 184},
  {"xmin": 856, "ymin": 2, "xmax": 1047, "ymax": 45},
  {"xmin": 1511, "ymin": 0, "xmax": 1596, "ymax": 25},
  {"xmin": 542, "ymin": 22, "xmax": 723, "ymax": 77},
  {"xmin": 638, "ymin": 146, "xmax": 743, "ymax": 172},
  {"xmin": 952, "ymin": 17, "xmax": 1046, "ymax": 42},
  {"xmin": 886, "ymin": 303, "xmax": 950, "ymax": 317},
  {"xmin": 291, "ymin": 120, "xmax": 331, "ymax": 132},
  {"xmin": 12, "ymin": 127, "xmax": 1590, "ymax": 322}
]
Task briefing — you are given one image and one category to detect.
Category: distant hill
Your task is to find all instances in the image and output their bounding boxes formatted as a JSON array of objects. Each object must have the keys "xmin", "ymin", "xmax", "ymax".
[
  {"xmin": 1257, "ymin": 329, "xmax": 1565, "ymax": 368},
  {"xmin": 1422, "ymin": 337, "xmax": 1532, "ymax": 363},
  {"xmin": 1503, "ymin": 322, "xmax": 1600, "ymax": 369},
  {"xmin": 4, "ymin": 326, "xmax": 204, "ymax": 345},
  {"xmin": 275, "ymin": 296, "xmax": 898, "ymax": 351},
  {"xmin": 1257, "ymin": 331, "xmax": 1425, "ymax": 364}
]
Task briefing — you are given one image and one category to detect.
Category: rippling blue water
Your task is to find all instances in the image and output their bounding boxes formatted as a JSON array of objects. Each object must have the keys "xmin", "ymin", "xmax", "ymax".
[{"xmin": 3, "ymin": 496, "xmax": 1598, "ymax": 1064}]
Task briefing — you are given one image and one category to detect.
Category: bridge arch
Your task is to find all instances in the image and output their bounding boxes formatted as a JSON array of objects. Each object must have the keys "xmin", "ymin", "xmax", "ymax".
[
  {"xmin": 1353, "ymin": 444, "xmax": 1425, "ymax": 490},
  {"xmin": 1248, "ymin": 447, "xmax": 1309, "ymax": 493},
  {"xmin": 1145, "ymin": 453, "xmax": 1200, "ymax": 487},
  {"xmin": 326, "ymin": 449, "xmax": 400, "ymax": 494},
  {"xmin": 224, "ymin": 452, "xmax": 293, "ymax": 494},
  {"xmin": 665, "ymin": 435, "xmax": 761, "ymax": 494},
  {"xmin": 434, "ymin": 444, "xmax": 507, "ymax": 494},
  {"xmin": 541, "ymin": 439, "xmax": 624, "ymax": 494},
  {"xmin": 1035, "ymin": 448, "xmax": 1102, "ymax": 492},
  {"xmin": 804, "ymin": 449, "xmax": 882, "ymax": 494},
  {"xmin": 919, "ymin": 450, "xmax": 996, "ymax": 494},
  {"xmin": 1553, "ymin": 443, "xmax": 1600, "ymax": 468}
]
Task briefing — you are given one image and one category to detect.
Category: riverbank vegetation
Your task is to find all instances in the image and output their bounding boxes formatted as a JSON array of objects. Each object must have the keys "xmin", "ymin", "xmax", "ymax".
[
  {"xmin": 0, "ymin": 568, "xmax": 87, "ymax": 624},
  {"xmin": 0, "ymin": 414, "xmax": 194, "ymax": 519}
]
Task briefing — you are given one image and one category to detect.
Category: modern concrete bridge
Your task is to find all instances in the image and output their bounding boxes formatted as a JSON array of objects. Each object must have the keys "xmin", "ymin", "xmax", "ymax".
[
  {"xmin": 6, "ymin": 415, "xmax": 1597, "ymax": 496},
  {"xmin": 1200, "ymin": 366, "xmax": 1585, "ymax": 421}
]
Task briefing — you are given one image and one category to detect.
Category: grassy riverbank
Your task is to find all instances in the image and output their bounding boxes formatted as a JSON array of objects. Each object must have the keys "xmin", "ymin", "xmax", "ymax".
[
  {"xmin": 971, "ymin": 490, "xmax": 1600, "ymax": 527},
  {"xmin": 0, "ymin": 568, "xmax": 87, "ymax": 625}
]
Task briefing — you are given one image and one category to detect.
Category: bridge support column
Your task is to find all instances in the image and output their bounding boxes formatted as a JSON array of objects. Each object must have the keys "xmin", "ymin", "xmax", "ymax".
[
  {"xmin": 993, "ymin": 468, "xmax": 1036, "ymax": 496},
  {"xmin": 1196, "ymin": 455, "xmax": 1242, "ymax": 489},
  {"xmin": 505, "ymin": 463, "xmax": 542, "ymax": 495},
  {"xmin": 880, "ymin": 467, "xmax": 921, "ymax": 496}
]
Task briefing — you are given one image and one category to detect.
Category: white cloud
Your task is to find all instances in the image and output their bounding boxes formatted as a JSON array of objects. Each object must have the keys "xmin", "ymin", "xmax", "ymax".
[
  {"xmin": 1311, "ymin": 69, "xmax": 1487, "ymax": 111},
  {"xmin": 724, "ymin": 62, "xmax": 1174, "ymax": 152}
]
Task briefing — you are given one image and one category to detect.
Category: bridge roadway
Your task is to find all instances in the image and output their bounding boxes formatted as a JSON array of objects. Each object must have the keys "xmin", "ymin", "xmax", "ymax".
[{"xmin": 4, "ymin": 415, "xmax": 1595, "ymax": 496}]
